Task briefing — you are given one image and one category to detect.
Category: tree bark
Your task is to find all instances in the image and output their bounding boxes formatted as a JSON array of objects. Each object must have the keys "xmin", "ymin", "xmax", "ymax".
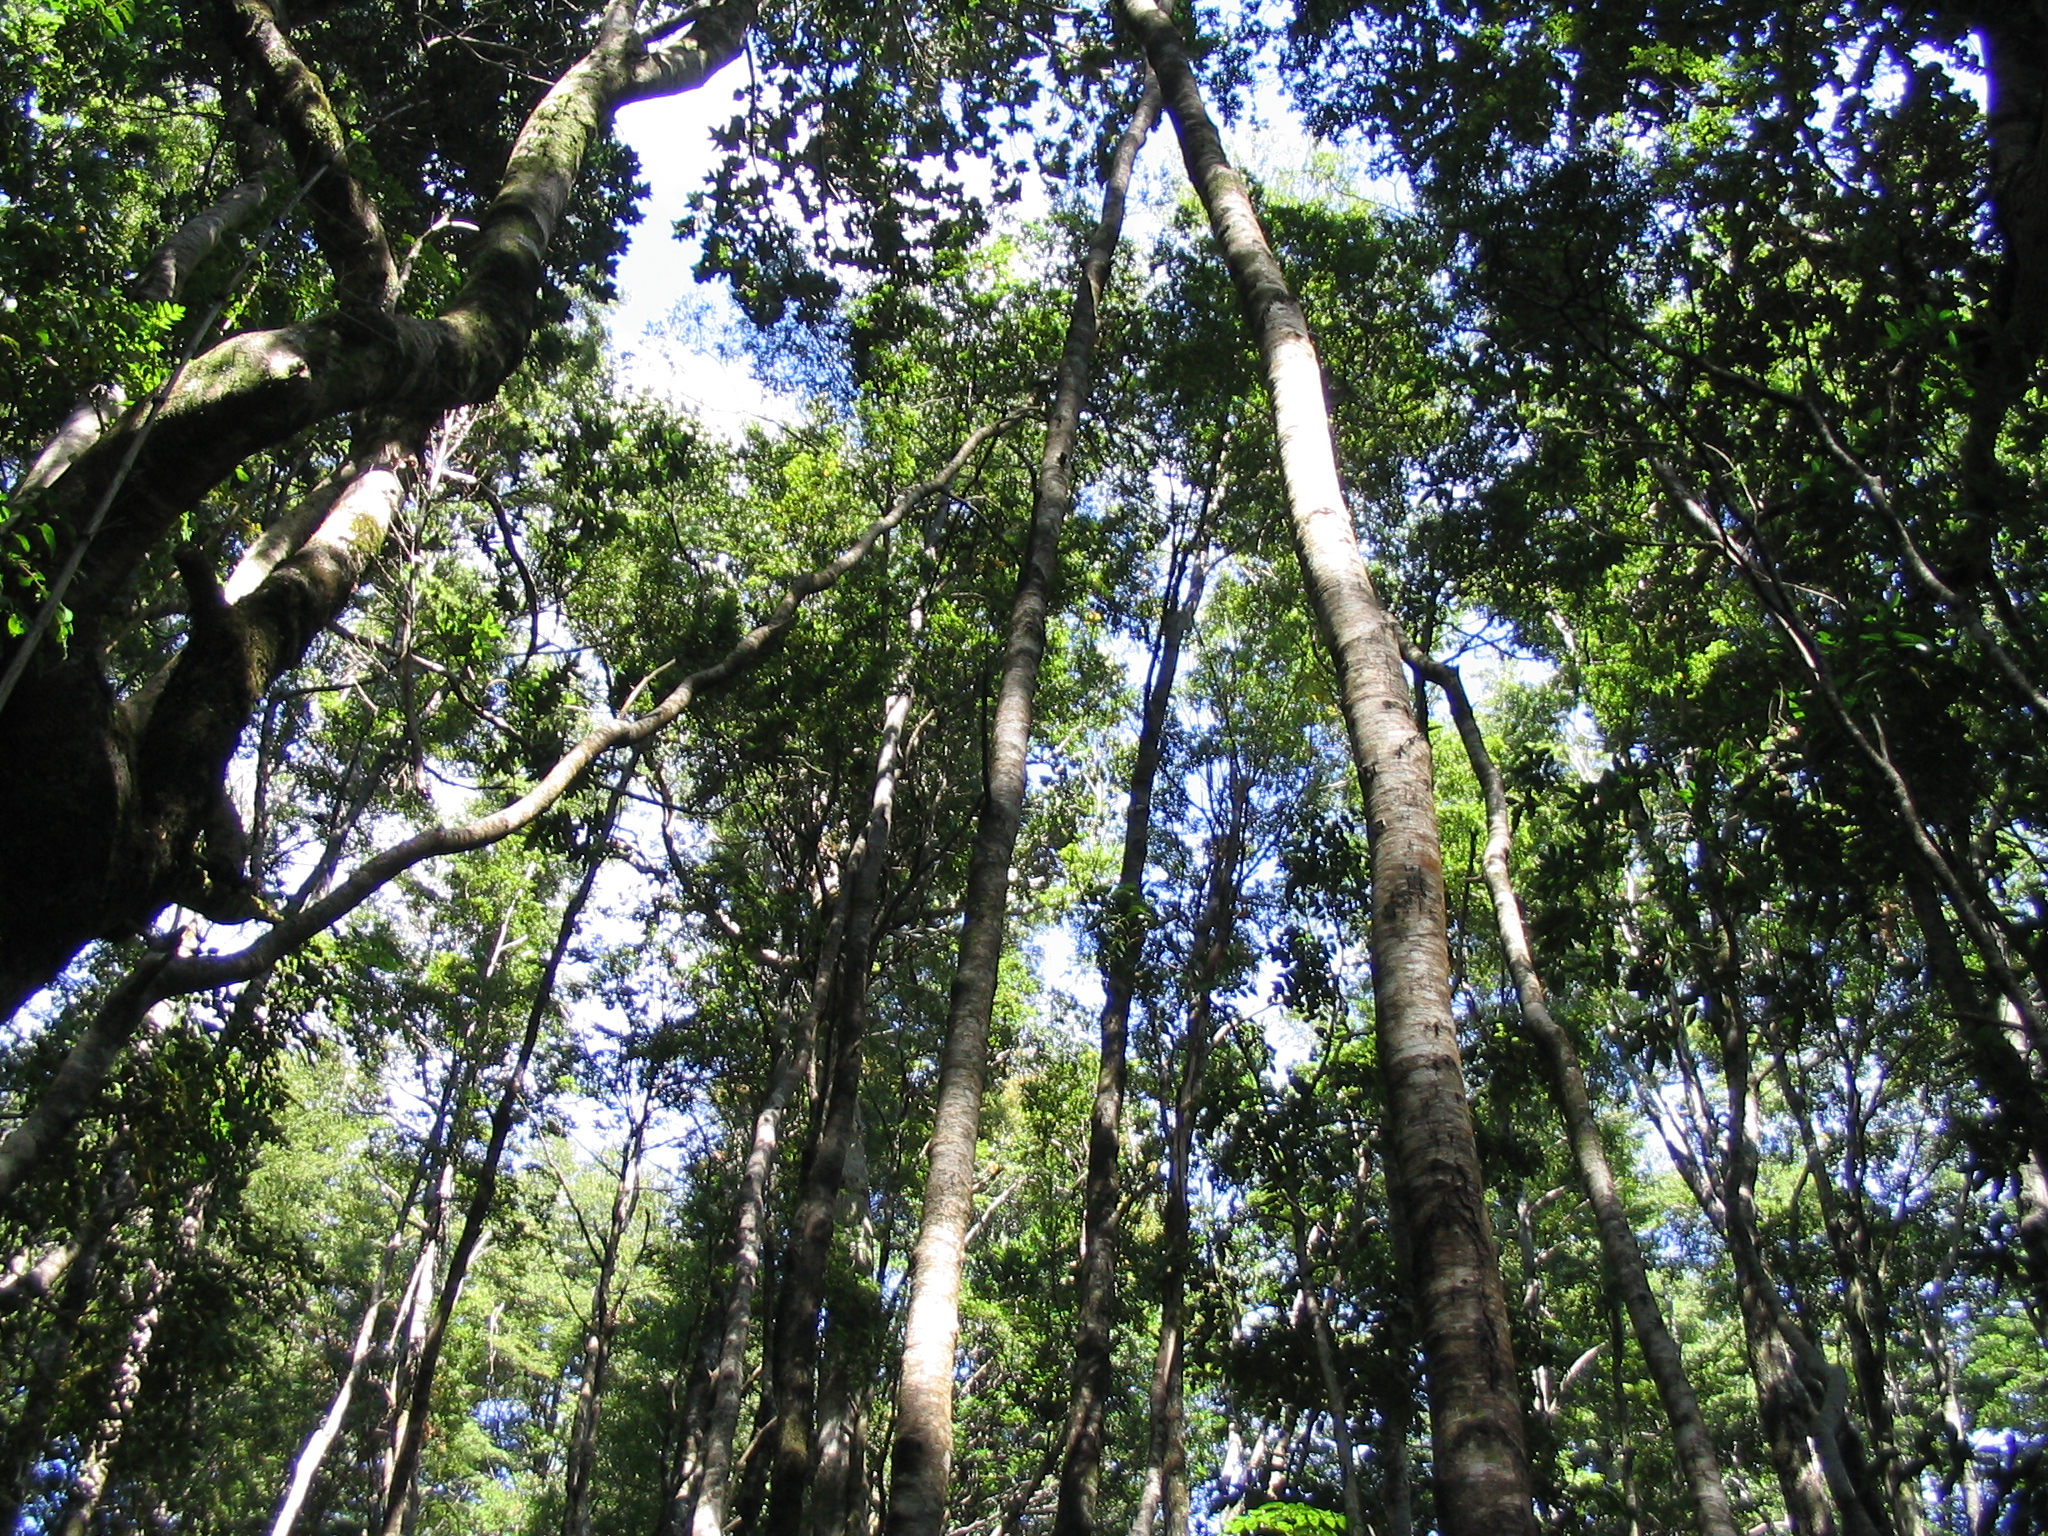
[
  {"xmin": 1129, "ymin": 772, "xmax": 1247, "ymax": 1536},
  {"xmin": 763, "ymin": 668, "xmax": 917, "ymax": 1533},
  {"xmin": 1116, "ymin": 5, "xmax": 1536, "ymax": 1530},
  {"xmin": 697, "ymin": 429, "xmax": 1007, "ymax": 1533},
  {"xmin": 1955, "ymin": 0, "xmax": 2048, "ymax": 547},
  {"xmin": 1053, "ymin": 499, "xmax": 1196, "ymax": 1536},
  {"xmin": 54, "ymin": 1258, "xmax": 168, "ymax": 1536},
  {"xmin": 561, "ymin": 1093, "xmax": 655, "ymax": 1536},
  {"xmin": 652, "ymin": 1271, "xmax": 731, "ymax": 1536},
  {"xmin": 1407, "ymin": 648, "xmax": 1740, "ymax": 1536},
  {"xmin": 273, "ymin": 1236, "xmax": 402, "ymax": 1536},
  {"xmin": 0, "ymin": 0, "xmax": 759, "ymax": 1017},
  {"xmin": 883, "ymin": 74, "xmax": 1158, "ymax": 1536}
]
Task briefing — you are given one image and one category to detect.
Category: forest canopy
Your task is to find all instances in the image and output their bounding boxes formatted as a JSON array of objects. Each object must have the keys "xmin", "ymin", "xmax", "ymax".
[{"xmin": 0, "ymin": 0, "xmax": 2043, "ymax": 1534}]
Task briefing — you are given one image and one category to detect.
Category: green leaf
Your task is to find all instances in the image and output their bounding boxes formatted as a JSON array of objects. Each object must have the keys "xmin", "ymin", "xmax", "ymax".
[{"xmin": 1225, "ymin": 1503, "xmax": 1348, "ymax": 1536}]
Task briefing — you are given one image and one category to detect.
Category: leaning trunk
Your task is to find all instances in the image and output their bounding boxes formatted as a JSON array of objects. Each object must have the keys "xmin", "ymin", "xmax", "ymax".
[
  {"xmin": 1658, "ymin": 791, "xmax": 1889, "ymax": 1536},
  {"xmin": 1053, "ymin": 515, "xmax": 1197, "ymax": 1536},
  {"xmin": 1117, "ymin": 4, "xmax": 1535, "ymax": 1530},
  {"xmin": 1409, "ymin": 649, "xmax": 1740, "ymax": 1536},
  {"xmin": 280, "ymin": 1010, "xmax": 479, "ymax": 1536},
  {"xmin": 765, "ymin": 672, "xmax": 917, "ymax": 1532},
  {"xmin": 883, "ymin": 76, "xmax": 1159, "ymax": 1536},
  {"xmin": 0, "ymin": 0, "xmax": 758, "ymax": 1013}
]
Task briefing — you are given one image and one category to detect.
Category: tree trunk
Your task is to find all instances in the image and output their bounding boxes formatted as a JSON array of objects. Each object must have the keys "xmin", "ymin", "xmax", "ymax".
[
  {"xmin": 0, "ymin": 401, "xmax": 1027, "ymax": 1210},
  {"xmin": 808, "ymin": 1125, "xmax": 883, "ymax": 1536},
  {"xmin": 652, "ymin": 1272, "xmax": 731, "ymax": 1536},
  {"xmin": 1053, "ymin": 508, "xmax": 1199, "ymax": 1536},
  {"xmin": 765, "ymin": 669, "xmax": 918, "ymax": 1533},
  {"xmin": 883, "ymin": 74, "xmax": 1158, "ymax": 1536},
  {"xmin": 1635, "ymin": 779, "xmax": 1890, "ymax": 1536},
  {"xmin": 1957, "ymin": 0, "xmax": 2048, "ymax": 541},
  {"xmin": 1408, "ymin": 648, "xmax": 1740, "ymax": 1536},
  {"xmin": 1296, "ymin": 1266, "xmax": 1368, "ymax": 1536},
  {"xmin": 53, "ymin": 1262, "xmax": 167, "ymax": 1536},
  {"xmin": 561, "ymin": 1093, "xmax": 655, "ymax": 1536},
  {"xmin": 0, "ymin": 0, "xmax": 758, "ymax": 1015},
  {"xmin": 376, "ymin": 957, "xmax": 502, "ymax": 1521},
  {"xmin": 270, "ymin": 1248, "xmax": 395, "ymax": 1536},
  {"xmin": 1116, "ymin": 5, "xmax": 1536, "ymax": 1530},
  {"xmin": 377, "ymin": 767, "xmax": 636, "ymax": 1536},
  {"xmin": 689, "ymin": 414, "xmax": 1026, "ymax": 1533},
  {"xmin": 688, "ymin": 900, "xmax": 844, "ymax": 1536},
  {"xmin": 279, "ymin": 993, "xmax": 482, "ymax": 1536},
  {"xmin": 1762, "ymin": 1023, "xmax": 1924, "ymax": 1536},
  {"xmin": 1130, "ymin": 774, "xmax": 1247, "ymax": 1536},
  {"xmin": 1383, "ymin": 1361, "xmax": 1416, "ymax": 1536}
]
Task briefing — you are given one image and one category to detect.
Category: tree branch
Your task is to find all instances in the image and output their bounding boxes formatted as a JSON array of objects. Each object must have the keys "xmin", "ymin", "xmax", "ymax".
[{"xmin": 222, "ymin": 0, "xmax": 399, "ymax": 310}]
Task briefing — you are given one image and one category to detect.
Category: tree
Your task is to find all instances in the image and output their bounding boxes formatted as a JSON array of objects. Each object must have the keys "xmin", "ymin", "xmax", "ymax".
[{"xmin": 5, "ymin": 3, "xmax": 2046, "ymax": 1533}]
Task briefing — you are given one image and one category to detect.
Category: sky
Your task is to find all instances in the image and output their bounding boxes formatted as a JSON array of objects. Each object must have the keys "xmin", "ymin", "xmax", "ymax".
[
  {"xmin": 608, "ymin": 63, "xmax": 795, "ymax": 428},
  {"xmin": 600, "ymin": 39, "xmax": 1377, "ymax": 427},
  {"xmin": 597, "ymin": 69, "xmax": 1528, "ymax": 1092}
]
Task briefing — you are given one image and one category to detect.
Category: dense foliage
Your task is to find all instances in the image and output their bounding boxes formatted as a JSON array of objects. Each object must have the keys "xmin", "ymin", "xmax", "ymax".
[{"xmin": 0, "ymin": 0, "xmax": 2042, "ymax": 1534}]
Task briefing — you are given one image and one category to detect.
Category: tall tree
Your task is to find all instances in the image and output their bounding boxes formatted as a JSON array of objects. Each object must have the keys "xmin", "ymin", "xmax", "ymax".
[
  {"xmin": 884, "ymin": 74, "xmax": 1160, "ymax": 1536},
  {"xmin": 1117, "ymin": 3, "xmax": 1536, "ymax": 1529},
  {"xmin": 1053, "ymin": 486, "xmax": 1204, "ymax": 1536},
  {"xmin": 1408, "ymin": 646, "xmax": 1739, "ymax": 1536}
]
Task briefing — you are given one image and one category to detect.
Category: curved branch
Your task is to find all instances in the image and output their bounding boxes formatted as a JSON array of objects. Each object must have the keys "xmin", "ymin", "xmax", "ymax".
[
  {"xmin": 0, "ymin": 405, "xmax": 1028, "ymax": 1207},
  {"xmin": 18, "ymin": 0, "xmax": 758, "ymax": 647},
  {"xmin": 222, "ymin": 0, "xmax": 399, "ymax": 310}
]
